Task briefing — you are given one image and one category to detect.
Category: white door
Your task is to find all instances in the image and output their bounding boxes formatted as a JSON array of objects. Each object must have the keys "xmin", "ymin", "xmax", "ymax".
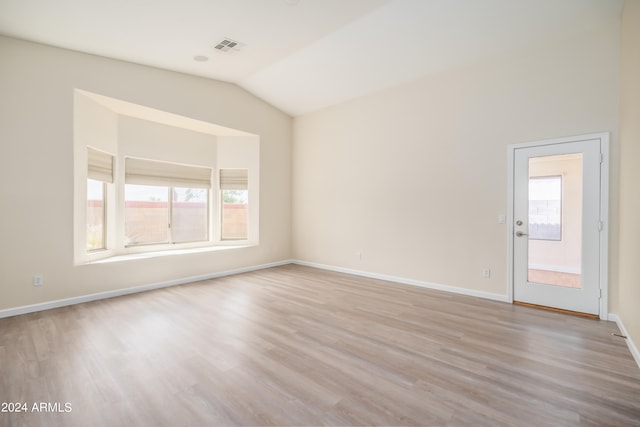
[{"xmin": 512, "ymin": 136, "xmax": 604, "ymax": 315}]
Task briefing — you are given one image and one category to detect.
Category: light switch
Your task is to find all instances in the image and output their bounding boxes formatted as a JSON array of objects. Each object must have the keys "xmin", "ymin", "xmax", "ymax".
[{"xmin": 498, "ymin": 214, "xmax": 506, "ymax": 224}]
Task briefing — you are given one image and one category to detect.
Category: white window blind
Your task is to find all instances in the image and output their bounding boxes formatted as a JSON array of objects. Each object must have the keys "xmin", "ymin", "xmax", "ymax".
[
  {"xmin": 125, "ymin": 157, "xmax": 212, "ymax": 189},
  {"xmin": 87, "ymin": 147, "xmax": 114, "ymax": 183},
  {"xmin": 219, "ymin": 169, "xmax": 248, "ymax": 190}
]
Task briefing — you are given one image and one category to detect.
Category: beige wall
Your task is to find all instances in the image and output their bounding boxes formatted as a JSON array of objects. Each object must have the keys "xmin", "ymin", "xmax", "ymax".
[
  {"xmin": 617, "ymin": 0, "xmax": 640, "ymax": 353},
  {"xmin": 0, "ymin": 35, "xmax": 291, "ymax": 311},
  {"xmin": 118, "ymin": 115, "xmax": 217, "ymax": 167},
  {"xmin": 292, "ymin": 20, "xmax": 620, "ymax": 298}
]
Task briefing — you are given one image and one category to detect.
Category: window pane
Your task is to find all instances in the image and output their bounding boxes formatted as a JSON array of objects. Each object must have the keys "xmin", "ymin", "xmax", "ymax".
[
  {"xmin": 172, "ymin": 187, "xmax": 208, "ymax": 243},
  {"xmin": 529, "ymin": 176, "xmax": 561, "ymax": 241},
  {"xmin": 87, "ymin": 179, "xmax": 105, "ymax": 251},
  {"xmin": 221, "ymin": 190, "xmax": 248, "ymax": 240},
  {"xmin": 125, "ymin": 184, "xmax": 169, "ymax": 245}
]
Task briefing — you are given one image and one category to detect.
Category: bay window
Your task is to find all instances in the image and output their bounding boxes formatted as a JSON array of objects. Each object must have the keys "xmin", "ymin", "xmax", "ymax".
[
  {"xmin": 87, "ymin": 147, "xmax": 113, "ymax": 251},
  {"xmin": 220, "ymin": 169, "xmax": 248, "ymax": 240},
  {"xmin": 74, "ymin": 90, "xmax": 260, "ymax": 265},
  {"xmin": 124, "ymin": 157, "xmax": 211, "ymax": 246}
]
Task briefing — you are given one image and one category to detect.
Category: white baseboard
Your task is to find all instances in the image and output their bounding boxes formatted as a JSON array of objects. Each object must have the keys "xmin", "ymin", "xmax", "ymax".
[
  {"xmin": 608, "ymin": 313, "xmax": 640, "ymax": 369},
  {"xmin": 292, "ymin": 261, "xmax": 639, "ymax": 368},
  {"xmin": 6, "ymin": 258, "xmax": 635, "ymax": 370},
  {"xmin": 0, "ymin": 259, "xmax": 293, "ymax": 319},
  {"xmin": 292, "ymin": 260, "xmax": 510, "ymax": 303}
]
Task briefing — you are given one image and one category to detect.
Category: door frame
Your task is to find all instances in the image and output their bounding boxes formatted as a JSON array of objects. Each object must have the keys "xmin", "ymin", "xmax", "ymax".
[{"xmin": 507, "ymin": 132, "xmax": 609, "ymax": 319}]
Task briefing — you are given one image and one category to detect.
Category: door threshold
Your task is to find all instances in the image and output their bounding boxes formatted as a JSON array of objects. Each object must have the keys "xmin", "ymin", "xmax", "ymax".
[{"xmin": 513, "ymin": 301, "xmax": 599, "ymax": 319}]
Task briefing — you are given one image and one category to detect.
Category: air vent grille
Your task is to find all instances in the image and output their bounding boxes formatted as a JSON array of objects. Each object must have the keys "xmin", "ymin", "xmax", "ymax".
[{"xmin": 214, "ymin": 38, "xmax": 245, "ymax": 53}]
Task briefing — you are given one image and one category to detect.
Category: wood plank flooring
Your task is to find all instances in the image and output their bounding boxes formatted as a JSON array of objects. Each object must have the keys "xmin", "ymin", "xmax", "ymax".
[{"xmin": 1, "ymin": 264, "xmax": 639, "ymax": 426}]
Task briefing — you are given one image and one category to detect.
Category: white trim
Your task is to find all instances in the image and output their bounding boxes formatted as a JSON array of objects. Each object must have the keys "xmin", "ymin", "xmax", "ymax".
[
  {"xmin": 8, "ymin": 255, "xmax": 631, "ymax": 374},
  {"xmin": 293, "ymin": 260, "xmax": 510, "ymax": 303},
  {"xmin": 508, "ymin": 132, "xmax": 610, "ymax": 150},
  {"xmin": 507, "ymin": 132, "xmax": 609, "ymax": 319},
  {"xmin": 608, "ymin": 313, "xmax": 640, "ymax": 369},
  {"xmin": 507, "ymin": 147, "xmax": 515, "ymax": 303},
  {"xmin": 599, "ymin": 135, "xmax": 610, "ymax": 320},
  {"xmin": 0, "ymin": 260, "xmax": 293, "ymax": 319}
]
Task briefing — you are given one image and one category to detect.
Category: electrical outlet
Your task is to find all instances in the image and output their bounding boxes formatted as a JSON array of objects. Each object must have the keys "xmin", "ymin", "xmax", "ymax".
[
  {"xmin": 482, "ymin": 268, "xmax": 490, "ymax": 278},
  {"xmin": 355, "ymin": 251, "xmax": 363, "ymax": 262},
  {"xmin": 33, "ymin": 274, "xmax": 43, "ymax": 286}
]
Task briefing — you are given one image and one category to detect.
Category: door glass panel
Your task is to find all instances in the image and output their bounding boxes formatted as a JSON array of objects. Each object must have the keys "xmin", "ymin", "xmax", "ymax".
[{"xmin": 528, "ymin": 154, "xmax": 582, "ymax": 288}]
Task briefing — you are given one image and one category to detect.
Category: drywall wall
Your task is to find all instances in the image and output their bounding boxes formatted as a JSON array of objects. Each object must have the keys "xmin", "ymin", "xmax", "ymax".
[
  {"xmin": 0, "ymin": 35, "xmax": 291, "ymax": 311},
  {"xmin": 292, "ymin": 18, "xmax": 620, "ymax": 298},
  {"xmin": 617, "ymin": 0, "xmax": 640, "ymax": 355},
  {"xmin": 118, "ymin": 116, "xmax": 218, "ymax": 167}
]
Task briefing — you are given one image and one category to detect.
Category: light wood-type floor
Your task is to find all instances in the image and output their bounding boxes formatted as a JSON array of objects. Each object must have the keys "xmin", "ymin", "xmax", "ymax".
[{"xmin": 1, "ymin": 264, "xmax": 639, "ymax": 426}]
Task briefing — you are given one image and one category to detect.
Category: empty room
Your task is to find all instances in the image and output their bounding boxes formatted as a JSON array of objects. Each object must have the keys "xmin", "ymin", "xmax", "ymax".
[{"xmin": 1, "ymin": 0, "xmax": 639, "ymax": 425}]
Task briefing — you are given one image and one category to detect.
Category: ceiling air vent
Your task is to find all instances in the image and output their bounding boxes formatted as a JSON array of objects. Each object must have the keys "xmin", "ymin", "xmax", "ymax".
[{"xmin": 214, "ymin": 38, "xmax": 245, "ymax": 53}]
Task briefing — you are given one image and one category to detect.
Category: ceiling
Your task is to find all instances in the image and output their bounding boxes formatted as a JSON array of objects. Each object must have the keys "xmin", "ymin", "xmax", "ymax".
[{"xmin": 0, "ymin": 0, "xmax": 623, "ymax": 117}]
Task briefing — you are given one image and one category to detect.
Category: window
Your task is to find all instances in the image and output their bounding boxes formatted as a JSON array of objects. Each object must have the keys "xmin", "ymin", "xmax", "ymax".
[
  {"xmin": 124, "ymin": 157, "xmax": 211, "ymax": 247},
  {"xmin": 220, "ymin": 169, "xmax": 248, "ymax": 240},
  {"xmin": 529, "ymin": 176, "xmax": 562, "ymax": 240},
  {"xmin": 124, "ymin": 184, "xmax": 169, "ymax": 245},
  {"xmin": 74, "ymin": 91, "xmax": 260, "ymax": 264},
  {"xmin": 87, "ymin": 147, "xmax": 113, "ymax": 251},
  {"xmin": 172, "ymin": 187, "xmax": 208, "ymax": 243},
  {"xmin": 87, "ymin": 179, "xmax": 106, "ymax": 250}
]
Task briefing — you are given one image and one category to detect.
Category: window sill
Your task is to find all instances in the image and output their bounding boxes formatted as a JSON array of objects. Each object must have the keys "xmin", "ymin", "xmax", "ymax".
[{"xmin": 87, "ymin": 243, "xmax": 255, "ymax": 264}]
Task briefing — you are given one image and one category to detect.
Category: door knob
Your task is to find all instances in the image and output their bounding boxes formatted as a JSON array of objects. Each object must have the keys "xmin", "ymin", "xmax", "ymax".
[{"xmin": 516, "ymin": 231, "xmax": 528, "ymax": 237}]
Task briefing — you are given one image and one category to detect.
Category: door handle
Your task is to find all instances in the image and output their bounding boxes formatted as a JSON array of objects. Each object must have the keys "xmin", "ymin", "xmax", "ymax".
[{"xmin": 516, "ymin": 231, "xmax": 528, "ymax": 237}]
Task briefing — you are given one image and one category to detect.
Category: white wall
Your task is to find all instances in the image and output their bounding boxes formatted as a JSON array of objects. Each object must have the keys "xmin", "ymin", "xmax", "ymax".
[
  {"xmin": 617, "ymin": 0, "xmax": 640, "ymax": 356},
  {"xmin": 292, "ymin": 20, "xmax": 620, "ymax": 298},
  {"xmin": 118, "ymin": 116, "xmax": 217, "ymax": 167},
  {"xmin": 0, "ymin": 35, "xmax": 291, "ymax": 311}
]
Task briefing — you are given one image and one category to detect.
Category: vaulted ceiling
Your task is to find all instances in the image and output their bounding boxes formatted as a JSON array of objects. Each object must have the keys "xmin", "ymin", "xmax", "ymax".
[{"xmin": 0, "ymin": 0, "xmax": 623, "ymax": 116}]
